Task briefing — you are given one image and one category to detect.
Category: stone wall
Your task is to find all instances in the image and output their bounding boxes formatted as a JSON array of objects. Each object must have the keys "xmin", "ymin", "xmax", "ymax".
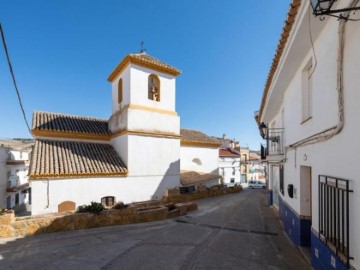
[
  {"xmin": 0, "ymin": 185, "xmax": 241, "ymax": 238},
  {"xmin": 163, "ymin": 185, "xmax": 242, "ymax": 204},
  {"xmin": 0, "ymin": 202, "xmax": 196, "ymax": 238}
]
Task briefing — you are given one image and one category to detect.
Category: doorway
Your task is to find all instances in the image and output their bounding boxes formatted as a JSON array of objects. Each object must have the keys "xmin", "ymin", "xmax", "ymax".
[{"xmin": 300, "ymin": 166, "xmax": 312, "ymax": 246}]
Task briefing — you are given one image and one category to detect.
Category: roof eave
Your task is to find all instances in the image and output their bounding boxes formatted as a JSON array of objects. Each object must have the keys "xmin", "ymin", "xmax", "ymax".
[
  {"xmin": 258, "ymin": 0, "xmax": 302, "ymax": 123},
  {"xmin": 108, "ymin": 55, "xmax": 181, "ymax": 82}
]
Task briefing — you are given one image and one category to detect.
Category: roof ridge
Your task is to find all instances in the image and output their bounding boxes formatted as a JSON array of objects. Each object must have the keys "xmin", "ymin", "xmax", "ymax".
[{"xmin": 33, "ymin": 111, "xmax": 108, "ymax": 122}]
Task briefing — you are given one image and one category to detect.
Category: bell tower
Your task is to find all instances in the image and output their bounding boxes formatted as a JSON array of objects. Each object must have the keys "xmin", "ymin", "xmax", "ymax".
[{"xmin": 107, "ymin": 52, "xmax": 181, "ymax": 200}]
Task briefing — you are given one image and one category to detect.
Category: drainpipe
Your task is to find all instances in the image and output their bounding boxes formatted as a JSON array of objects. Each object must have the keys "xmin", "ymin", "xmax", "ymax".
[{"xmin": 286, "ymin": 0, "xmax": 359, "ymax": 151}]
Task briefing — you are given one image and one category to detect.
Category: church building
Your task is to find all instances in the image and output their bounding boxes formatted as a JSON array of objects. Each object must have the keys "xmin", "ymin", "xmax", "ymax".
[{"xmin": 30, "ymin": 52, "xmax": 221, "ymax": 215}]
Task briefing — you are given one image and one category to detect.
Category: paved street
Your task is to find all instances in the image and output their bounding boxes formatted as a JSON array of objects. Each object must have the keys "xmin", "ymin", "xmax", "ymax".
[{"xmin": 0, "ymin": 189, "xmax": 310, "ymax": 270}]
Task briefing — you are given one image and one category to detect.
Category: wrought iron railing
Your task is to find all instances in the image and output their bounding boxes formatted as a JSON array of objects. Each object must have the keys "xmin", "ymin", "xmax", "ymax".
[
  {"xmin": 319, "ymin": 175, "xmax": 354, "ymax": 267},
  {"xmin": 266, "ymin": 128, "xmax": 284, "ymax": 156}
]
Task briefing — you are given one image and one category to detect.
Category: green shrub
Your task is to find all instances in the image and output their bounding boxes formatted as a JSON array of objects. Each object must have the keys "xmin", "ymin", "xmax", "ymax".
[
  {"xmin": 112, "ymin": 201, "xmax": 127, "ymax": 209},
  {"xmin": 76, "ymin": 202, "xmax": 105, "ymax": 214}
]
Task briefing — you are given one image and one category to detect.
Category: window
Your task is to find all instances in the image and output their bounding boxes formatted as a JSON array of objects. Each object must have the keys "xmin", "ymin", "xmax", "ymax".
[
  {"xmin": 192, "ymin": 158, "xmax": 202, "ymax": 166},
  {"xmin": 230, "ymin": 178, "xmax": 235, "ymax": 183},
  {"xmin": 319, "ymin": 175, "xmax": 353, "ymax": 267},
  {"xmin": 302, "ymin": 59, "xmax": 313, "ymax": 122},
  {"xmin": 279, "ymin": 165, "xmax": 284, "ymax": 195},
  {"xmin": 101, "ymin": 196, "xmax": 115, "ymax": 207},
  {"xmin": 15, "ymin": 193, "xmax": 19, "ymax": 205},
  {"xmin": 118, "ymin": 78, "xmax": 123, "ymax": 103},
  {"xmin": 148, "ymin": 74, "xmax": 160, "ymax": 101}
]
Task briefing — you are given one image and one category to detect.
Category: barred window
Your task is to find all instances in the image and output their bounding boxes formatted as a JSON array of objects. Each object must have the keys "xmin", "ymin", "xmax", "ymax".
[{"xmin": 101, "ymin": 196, "xmax": 115, "ymax": 207}]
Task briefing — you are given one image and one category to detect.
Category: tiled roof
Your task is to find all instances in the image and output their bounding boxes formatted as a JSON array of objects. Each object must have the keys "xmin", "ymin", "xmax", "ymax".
[
  {"xmin": 108, "ymin": 52, "xmax": 181, "ymax": 81},
  {"xmin": 30, "ymin": 139, "xmax": 127, "ymax": 179},
  {"xmin": 180, "ymin": 170, "xmax": 221, "ymax": 186},
  {"xmin": 180, "ymin": 129, "xmax": 221, "ymax": 147},
  {"xmin": 258, "ymin": 0, "xmax": 301, "ymax": 121},
  {"xmin": 32, "ymin": 111, "xmax": 110, "ymax": 138},
  {"xmin": 219, "ymin": 148, "xmax": 239, "ymax": 157}
]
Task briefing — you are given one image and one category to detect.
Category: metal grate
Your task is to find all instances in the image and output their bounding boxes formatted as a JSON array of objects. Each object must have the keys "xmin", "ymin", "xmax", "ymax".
[
  {"xmin": 266, "ymin": 128, "xmax": 284, "ymax": 156},
  {"xmin": 318, "ymin": 175, "xmax": 354, "ymax": 267}
]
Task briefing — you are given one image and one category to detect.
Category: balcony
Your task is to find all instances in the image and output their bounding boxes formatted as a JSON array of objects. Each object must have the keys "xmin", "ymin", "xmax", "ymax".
[
  {"xmin": 264, "ymin": 128, "xmax": 284, "ymax": 162},
  {"xmin": 6, "ymin": 160, "xmax": 29, "ymax": 167},
  {"xmin": 6, "ymin": 182, "xmax": 29, "ymax": 193}
]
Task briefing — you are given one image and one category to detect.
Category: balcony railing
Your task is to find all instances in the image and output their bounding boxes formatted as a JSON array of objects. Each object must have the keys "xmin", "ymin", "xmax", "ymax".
[{"xmin": 266, "ymin": 128, "xmax": 284, "ymax": 156}]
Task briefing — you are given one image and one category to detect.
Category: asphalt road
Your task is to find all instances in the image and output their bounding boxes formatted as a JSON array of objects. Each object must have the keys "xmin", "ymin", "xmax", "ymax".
[{"xmin": 0, "ymin": 189, "xmax": 310, "ymax": 270}]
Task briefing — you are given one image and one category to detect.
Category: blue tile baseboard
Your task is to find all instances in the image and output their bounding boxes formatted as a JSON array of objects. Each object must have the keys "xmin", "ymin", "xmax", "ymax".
[
  {"xmin": 268, "ymin": 189, "xmax": 273, "ymax": 205},
  {"xmin": 311, "ymin": 229, "xmax": 350, "ymax": 270},
  {"xmin": 278, "ymin": 196, "xmax": 311, "ymax": 247}
]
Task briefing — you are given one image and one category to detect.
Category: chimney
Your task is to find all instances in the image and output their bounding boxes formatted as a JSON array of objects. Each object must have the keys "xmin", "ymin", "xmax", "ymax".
[{"xmin": 223, "ymin": 134, "xmax": 227, "ymax": 140}]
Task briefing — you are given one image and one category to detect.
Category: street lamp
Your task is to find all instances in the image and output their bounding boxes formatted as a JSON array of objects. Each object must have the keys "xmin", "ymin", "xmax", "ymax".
[
  {"xmin": 259, "ymin": 122, "xmax": 268, "ymax": 139},
  {"xmin": 310, "ymin": 0, "xmax": 360, "ymax": 19}
]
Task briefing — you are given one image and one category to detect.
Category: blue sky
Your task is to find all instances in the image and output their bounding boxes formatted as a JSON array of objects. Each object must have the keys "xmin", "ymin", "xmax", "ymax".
[{"xmin": 0, "ymin": 1, "xmax": 290, "ymax": 150}]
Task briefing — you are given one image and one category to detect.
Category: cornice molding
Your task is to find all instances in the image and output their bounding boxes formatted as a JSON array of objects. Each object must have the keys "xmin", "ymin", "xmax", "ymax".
[
  {"xmin": 32, "ymin": 129, "xmax": 111, "ymax": 141},
  {"xmin": 181, "ymin": 140, "xmax": 222, "ymax": 148},
  {"xmin": 128, "ymin": 104, "xmax": 178, "ymax": 116},
  {"xmin": 112, "ymin": 129, "xmax": 181, "ymax": 139},
  {"xmin": 108, "ymin": 55, "xmax": 181, "ymax": 82}
]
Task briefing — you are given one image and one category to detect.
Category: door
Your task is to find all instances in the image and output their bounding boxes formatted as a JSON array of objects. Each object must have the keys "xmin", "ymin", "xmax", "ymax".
[{"xmin": 300, "ymin": 166, "xmax": 312, "ymax": 246}]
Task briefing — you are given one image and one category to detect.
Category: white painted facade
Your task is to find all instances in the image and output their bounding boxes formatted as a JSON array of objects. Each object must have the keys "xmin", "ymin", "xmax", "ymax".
[
  {"xmin": 218, "ymin": 155, "xmax": 241, "ymax": 186},
  {"xmin": 0, "ymin": 142, "xmax": 32, "ymax": 211},
  {"xmin": 32, "ymin": 56, "xmax": 182, "ymax": 215},
  {"xmin": 180, "ymin": 146, "xmax": 219, "ymax": 175},
  {"xmin": 31, "ymin": 174, "xmax": 180, "ymax": 215},
  {"xmin": 0, "ymin": 147, "xmax": 8, "ymax": 209},
  {"xmin": 259, "ymin": 1, "xmax": 360, "ymax": 269}
]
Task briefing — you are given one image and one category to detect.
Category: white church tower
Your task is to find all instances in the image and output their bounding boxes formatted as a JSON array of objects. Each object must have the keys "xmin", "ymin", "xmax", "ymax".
[{"xmin": 107, "ymin": 52, "xmax": 181, "ymax": 200}]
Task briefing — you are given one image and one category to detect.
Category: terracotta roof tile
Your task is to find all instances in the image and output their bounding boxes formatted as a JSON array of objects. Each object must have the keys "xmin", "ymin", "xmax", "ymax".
[
  {"xmin": 32, "ymin": 111, "xmax": 110, "ymax": 136},
  {"xmin": 180, "ymin": 170, "xmax": 221, "ymax": 186},
  {"xmin": 108, "ymin": 52, "xmax": 181, "ymax": 81},
  {"xmin": 219, "ymin": 148, "xmax": 239, "ymax": 157},
  {"xmin": 180, "ymin": 129, "xmax": 221, "ymax": 146},
  {"xmin": 30, "ymin": 139, "xmax": 127, "ymax": 179}
]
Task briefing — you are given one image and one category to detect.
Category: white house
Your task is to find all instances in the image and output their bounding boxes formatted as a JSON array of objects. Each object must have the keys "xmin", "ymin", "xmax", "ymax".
[
  {"xmin": 218, "ymin": 148, "xmax": 240, "ymax": 186},
  {"xmin": 30, "ymin": 52, "xmax": 221, "ymax": 215},
  {"xmin": 0, "ymin": 139, "xmax": 33, "ymax": 212},
  {"xmin": 256, "ymin": 1, "xmax": 360, "ymax": 269},
  {"xmin": 180, "ymin": 129, "xmax": 222, "ymax": 188}
]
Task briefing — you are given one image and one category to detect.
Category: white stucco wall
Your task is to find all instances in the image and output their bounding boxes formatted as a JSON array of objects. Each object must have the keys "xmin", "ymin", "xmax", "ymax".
[
  {"xmin": 180, "ymin": 146, "xmax": 219, "ymax": 174},
  {"xmin": 111, "ymin": 67, "xmax": 131, "ymax": 114},
  {"xmin": 111, "ymin": 64, "xmax": 177, "ymax": 114},
  {"xmin": 0, "ymin": 147, "xmax": 8, "ymax": 208},
  {"xmin": 218, "ymin": 157, "xmax": 240, "ymax": 186},
  {"xmin": 31, "ymin": 174, "xmax": 180, "ymax": 215},
  {"xmin": 31, "ymin": 134, "xmax": 182, "ymax": 215},
  {"xmin": 261, "ymin": 2, "xmax": 360, "ymax": 268},
  {"xmin": 126, "ymin": 135, "xmax": 180, "ymax": 177}
]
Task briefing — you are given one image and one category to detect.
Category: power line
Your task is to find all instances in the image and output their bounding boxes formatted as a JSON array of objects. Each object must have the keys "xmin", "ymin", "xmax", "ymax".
[{"xmin": 0, "ymin": 22, "xmax": 31, "ymax": 134}]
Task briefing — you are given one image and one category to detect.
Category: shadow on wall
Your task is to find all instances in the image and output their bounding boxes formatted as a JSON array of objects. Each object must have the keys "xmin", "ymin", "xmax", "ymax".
[{"xmin": 152, "ymin": 159, "xmax": 180, "ymax": 200}]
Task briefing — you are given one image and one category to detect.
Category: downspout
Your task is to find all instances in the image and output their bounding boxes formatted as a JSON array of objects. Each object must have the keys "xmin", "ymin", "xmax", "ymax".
[
  {"xmin": 47, "ymin": 178, "xmax": 49, "ymax": 208},
  {"xmin": 286, "ymin": 0, "xmax": 359, "ymax": 151}
]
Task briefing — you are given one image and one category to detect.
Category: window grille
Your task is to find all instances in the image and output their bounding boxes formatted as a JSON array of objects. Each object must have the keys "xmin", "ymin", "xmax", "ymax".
[{"xmin": 319, "ymin": 175, "xmax": 353, "ymax": 267}]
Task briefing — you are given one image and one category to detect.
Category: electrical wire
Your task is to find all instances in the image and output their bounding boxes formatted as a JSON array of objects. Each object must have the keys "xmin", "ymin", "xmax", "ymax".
[
  {"xmin": 0, "ymin": 22, "xmax": 31, "ymax": 134},
  {"xmin": 286, "ymin": 0, "xmax": 360, "ymax": 152}
]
